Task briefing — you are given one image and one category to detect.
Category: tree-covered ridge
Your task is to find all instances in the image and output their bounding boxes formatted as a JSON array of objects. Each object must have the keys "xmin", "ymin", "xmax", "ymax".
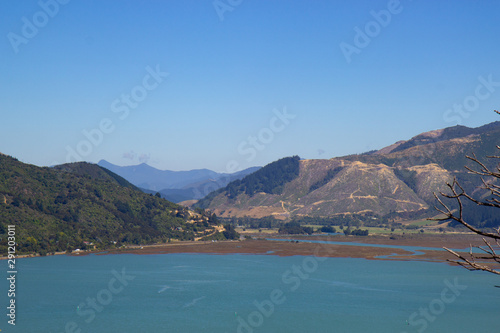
[
  {"xmin": 392, "ymin": 168, "xmax": 418, "ymax": 193},
  {"xmin": 0, "ymin": 155, "xmax": 229, "ymax": 255},
  {"xmin": 196, "ymin": 156, "xmax": 300, "ymax": 208},
  {"xmin": 230, "ymin": 155, "xmax": 300, "ymax": 197},
  {"xmin": 309, "ymin": 166, "xmax": 343, "ymax": 193},
  {"xmin": 54, "ymin": 162, "xmax": 138, "ymax": 190}
]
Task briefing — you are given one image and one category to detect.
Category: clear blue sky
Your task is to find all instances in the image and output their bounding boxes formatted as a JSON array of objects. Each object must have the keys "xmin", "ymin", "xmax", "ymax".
[{"xmin": 1, "ymin": 0, "xmax": 499, "ymax": 172}]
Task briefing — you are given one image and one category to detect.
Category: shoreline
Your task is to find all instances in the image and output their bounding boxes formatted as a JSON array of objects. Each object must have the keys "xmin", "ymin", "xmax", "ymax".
[
  {"xmin": 77, "ymin": 233, "xmax": 483, "ymax": 264},
  {"xmin": 2, "ymin": 233, "xmax": 483, "ymax": 264}
]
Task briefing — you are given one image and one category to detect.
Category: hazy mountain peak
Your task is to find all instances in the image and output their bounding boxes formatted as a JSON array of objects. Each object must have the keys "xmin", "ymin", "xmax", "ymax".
[{"xmin": 96, "ymin": 160, "xmax": 261, "ymax": 202}]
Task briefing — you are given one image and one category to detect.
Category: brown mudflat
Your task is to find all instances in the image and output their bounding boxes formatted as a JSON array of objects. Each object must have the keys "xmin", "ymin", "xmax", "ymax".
[{"xmin": 96, "ymin": 233, "xmax": 483, "ymax": 264}]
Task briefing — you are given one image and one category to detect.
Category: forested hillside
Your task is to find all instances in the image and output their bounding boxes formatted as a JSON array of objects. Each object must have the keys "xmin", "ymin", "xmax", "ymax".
[
  {"xmin": 0, "ymin": 155, "xmax": 227, "ymax": 255},
  {"xmin": 196, "ymin": 156, "xmax": 300, "ymax": 208}
]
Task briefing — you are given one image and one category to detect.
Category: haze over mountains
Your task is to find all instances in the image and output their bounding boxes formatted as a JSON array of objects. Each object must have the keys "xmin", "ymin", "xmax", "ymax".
[
  {"xmin": 97, "ymin": 160, "xmax": 260, "ymax": 203},
  {"xmin": 196, "ymin": 121, "xmax": 500, "ymax": 224}
]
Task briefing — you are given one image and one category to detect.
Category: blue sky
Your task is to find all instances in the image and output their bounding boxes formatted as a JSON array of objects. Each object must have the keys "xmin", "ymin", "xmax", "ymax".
[{"xmin": 1, "ymin": 0, "xmax": 499, "ymax": 172}]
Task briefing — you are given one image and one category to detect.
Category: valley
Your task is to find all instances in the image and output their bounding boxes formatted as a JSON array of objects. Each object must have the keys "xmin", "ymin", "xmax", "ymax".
[{"xmin": 1, "ymin": 120, "xmax": 499, "ymax": 257}]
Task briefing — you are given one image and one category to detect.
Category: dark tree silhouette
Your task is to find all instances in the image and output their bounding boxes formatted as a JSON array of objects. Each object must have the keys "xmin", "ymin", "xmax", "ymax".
[{"xmin": 434, "ymin": 111, "xmax": 500, "ymax": 276}]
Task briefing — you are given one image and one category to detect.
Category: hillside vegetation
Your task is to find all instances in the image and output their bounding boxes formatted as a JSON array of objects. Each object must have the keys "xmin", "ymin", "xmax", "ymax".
[
  {"xmin": 0, "ymin": 155, "xmax": 232, "ymax": 255},
  {"xmin": 197, "ymin": 156, "xmax": 300, "ymax": 207}
]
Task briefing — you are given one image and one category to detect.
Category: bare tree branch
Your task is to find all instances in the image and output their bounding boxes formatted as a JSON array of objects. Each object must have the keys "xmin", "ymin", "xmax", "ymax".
[
  {"xmin": 433, "ymin": 110, "xmax": 500, "ymax": 277},
  {"xmin": 444, "ymin": 247, "xmax": 500, "ymax": 276}
]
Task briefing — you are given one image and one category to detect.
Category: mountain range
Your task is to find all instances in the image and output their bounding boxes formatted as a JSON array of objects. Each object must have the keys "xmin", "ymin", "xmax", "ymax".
[
  {"xmin": 97, "ymin": 160, "xmax": 260, "ymax": 203},
  {"xmin": 196, "ymin": 121, "xmax": 500, "ymax": 225},
  {"xmin": 1, "ymin": 119, "xmax": 499, "ymax": 255}
]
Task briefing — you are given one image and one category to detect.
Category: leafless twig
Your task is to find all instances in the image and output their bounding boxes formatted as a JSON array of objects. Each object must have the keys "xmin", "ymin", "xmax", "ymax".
[{"xmin": 433, "ymin": 111, "xmax": 500, "ymax": 276}]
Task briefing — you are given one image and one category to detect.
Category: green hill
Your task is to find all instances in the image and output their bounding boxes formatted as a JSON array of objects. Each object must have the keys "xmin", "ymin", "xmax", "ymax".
[
  {"xmin": 197, "ymin": 156, "xmax": 300, "ymax": 208},
  {"xmin": 0, "ymin": 155, "xmax": 226, "ymax": 255}
]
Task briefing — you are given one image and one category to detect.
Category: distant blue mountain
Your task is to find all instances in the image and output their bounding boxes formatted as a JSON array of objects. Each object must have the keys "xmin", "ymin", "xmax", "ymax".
[{"xmin": 97, "ymin": 160, "xmax": 260, "ymax": 203}]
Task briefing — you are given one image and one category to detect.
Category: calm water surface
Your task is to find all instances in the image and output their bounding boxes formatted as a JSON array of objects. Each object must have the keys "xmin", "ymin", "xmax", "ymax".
[{"xmin": 2, "ymin": 253, "xmax": 499, "ymax": 332}]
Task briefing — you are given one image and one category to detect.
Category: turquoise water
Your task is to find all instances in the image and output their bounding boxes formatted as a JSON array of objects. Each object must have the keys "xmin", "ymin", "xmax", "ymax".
[{"xmin": 2, "ymin": 253, "xmax": 499, "ymax": 332}]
